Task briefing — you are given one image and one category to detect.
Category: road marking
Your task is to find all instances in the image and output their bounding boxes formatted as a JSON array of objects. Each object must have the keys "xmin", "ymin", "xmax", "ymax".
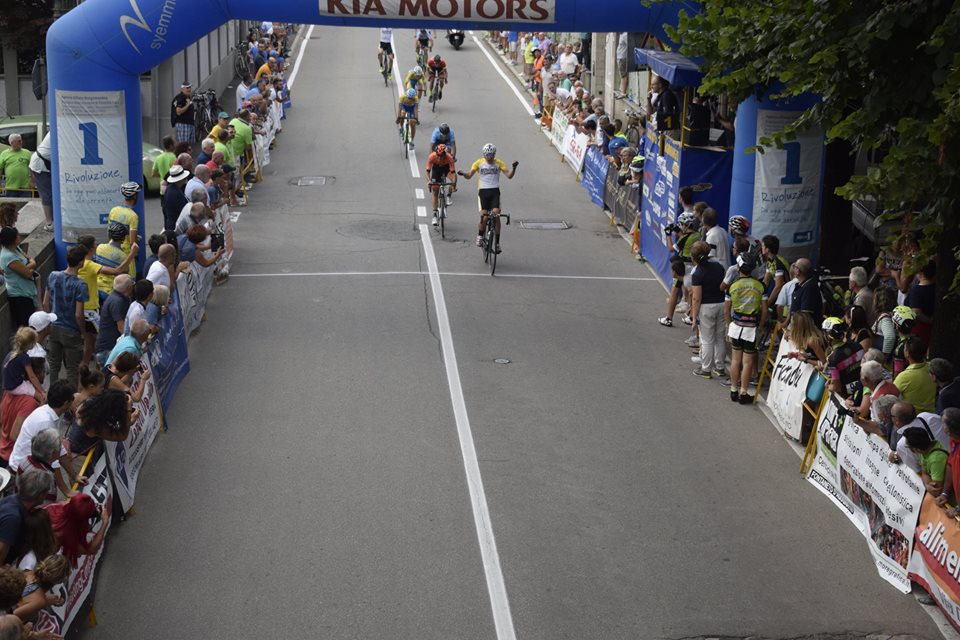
[
  {"xmin": 418, "ymin": 223, "xmax": 518, "ymax": 640},
  {"xmin": 286, "ymin": 25, "xmax": 315, "ymax": 89},
  {"xmin": 417, "ymin": 206, "xmax": 427, "ymax": 218},
  {"xmin": 415, "ymin": 188, "xmax": 425, "ymax": 199},
  {"xmin": 472, "ymin": 35, "xmax": 534, "ymax": 117},
  {"xmin": 409, "ymin": 148, "xmax": 420, "ymax": 178},
  {"xmin": 232, "ymin": 270, "xmax": 657, "ymax": 282}
]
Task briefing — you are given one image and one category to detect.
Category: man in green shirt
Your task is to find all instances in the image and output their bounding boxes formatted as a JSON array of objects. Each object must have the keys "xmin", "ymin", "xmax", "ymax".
[
  {"xmin": 151, "ymin": 136, "xmax": 176, "ymax": 194},
  {"xmin": 215, "ymin": 129, "xmax": 236, "ymax": 168},
  {"xmin": 904, "ymin": 426, "xmax": 948, "ymax": 497},
  {"xmin": 894, "ymin": 336, "xmax": 938, "ymax": 413},
  {"xmin": 229, "ymin": 112, "xmax": 254, "ymax": 167},
  {"xmin": 0, "ymin": 134, "xmax": 33, "ymax": 196}
]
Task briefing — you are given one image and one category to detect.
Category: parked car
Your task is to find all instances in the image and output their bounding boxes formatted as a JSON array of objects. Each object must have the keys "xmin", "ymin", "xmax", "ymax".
[{"xmin": 0, "ymin": 115, "xmax": 163, "ymax": 193}]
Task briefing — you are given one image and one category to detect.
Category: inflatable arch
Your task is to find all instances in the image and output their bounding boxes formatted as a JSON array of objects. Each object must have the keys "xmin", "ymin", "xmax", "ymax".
[{"xmin": 45, "ymin": 0, "xmax": 693, "ymax": 265}]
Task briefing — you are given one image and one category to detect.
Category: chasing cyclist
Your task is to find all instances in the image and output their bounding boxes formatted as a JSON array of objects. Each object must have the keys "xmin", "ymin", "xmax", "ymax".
[
  {"xmin": 415, "ymin": 29, "xmax": 433, "ymax": 62},
  {"xmin": 426, "ymin": 144, "xmax": 456, "ymax": 227},
  {"xmin": 457, "ymin": 143, "xmax": 518, "ymax": 251},
  {"xmin": 426, "ymin": 54, "xmax": 448, "ymax": 101},
  {"xmin": 378, "ymin": 27, "xmax": 394, "ymax": 79},
  {"xmin": 404, "ymin": 66, "xmax": 426, "ymax": 100},
  {"xmin": 396, "ymin": 88, "xmax": 420, "ymax": 149},
  {"xmin": 431, "ymin": 123, "xmax": 456, "ymax": 157}
]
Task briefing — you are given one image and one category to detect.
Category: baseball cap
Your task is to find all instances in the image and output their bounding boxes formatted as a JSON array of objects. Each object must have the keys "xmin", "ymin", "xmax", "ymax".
[
  {"xmin": 27, "ymin": 343, "xmax": 46, "ymax": 359},
  {"xmin": 28, "ymin": 310, "xmax": 57, "ymax": 331},
  {"xmin": 181, "ymin": 81, "xmax": 192, "ymax": 89},
  {"xmin": 218, "ymin": 111, "xmax": 229, "ymax": 119}
]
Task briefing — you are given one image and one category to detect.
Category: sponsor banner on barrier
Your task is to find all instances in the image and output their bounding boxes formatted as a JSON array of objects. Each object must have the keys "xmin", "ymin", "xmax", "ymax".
[
  {"xmin": 148, "ymin": 287, "xmax": 190, "ymax": 412},
  {"xmin": 55, "ymin": 90, "xmax": 128, "ymax": 243},
  {"xmin": 910, "ymin": 495, "xmax": 960, "ymax": 630},
  {"xmin": 550, "ymin": 108, "xmax": 569, "ymax": 150},
  {"xmin": 561, "ymin": 126, "xmax": 588, "ymax": 174},
  {"xmin": 319, "ymin": 0, "xmax": 557, "ymax": 22},
  {"xmin": 603, "ymin": 159, "xmax": 619, "ymax": 213},
  {"xmin": 806, "ymin": 394, "xmax": 858, "ymax": 525},
  {"xmin": 752, "ymin": 109, "xmax": 823, "ymax": 249},
  {"xmin": 177, "ymin": 263, "xmax": 215, "ymax": 335},
  {"xmin": 766, "ymin": 339, "xmax": 816, "ymax": 440},
  {"xmin": 614, "ymin": 182, "xmax": 640, "ymax": 228},
  {"xmin": 105, "ymin": 356, "xmax": 163, "ymax": 513},
  {"xmin": 640, "ymin": 128, "xmax": 680, "ymax": 286},
  {"xmin": 838, "ymin": 423, "xmax": 924, "ymax": 592},
  {"xmin": 581, "ymin": 146, "xmax": 607, "ymax": 208},
  {"xmin": 34, "ymin": 455, "xmax": 112, "ymax": 636}
]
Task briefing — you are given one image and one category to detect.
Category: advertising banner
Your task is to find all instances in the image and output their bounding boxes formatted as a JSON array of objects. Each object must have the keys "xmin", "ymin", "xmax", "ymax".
[
  {"xmin": 604, "ymin": 160, "xmax": 619, "ymax": 213},
  {"xmin": 319, "ymin": 0, "xmax": 557, "ymax": 23},
  {"xmin": 177, "ymin": 263, "xmax": 215, "ymax": 335},
  {"xmin": 55, "ymin": 90, "xmax": 128, "ymax": 243},
  {"xmin": 614, "ymin": 183, "xmax": 640, "ymax": 228},
  {"xmin": 751, "ymin": 109, "xmax": 823, "ymax": 250},
  {"xmin": 105, "ymin": 356, "xmax": 164, "ymax": 513},
  {"xmin": 806, "ymin": 393, "xmax": 858, "ymax": 525},
  {"xmin": 910, "ymin": 496, "xmax": 960, "ymax": 630},
  {"xmin": 34, "ymin": 455, "xmax": 113, "ymax": 636},
  {"xmin": 639, "ymin": 128, "xmax": 678, "ymax": 286},
  {"xmin": 561, "ymin": 126, "xmax": 588, "ymax": 174},
  {"xmin": 550, "ymin": 108, "xmax": 569, "ymax": 151},
  {"xmin": 581, "ymin": 146, "xmax": 608, "ymax": 208},
  {"xmin": 838, "ymin": 423, "xmax": 924, "ymax": 592},
  {"xmin": 147, "ymin": 287, "xmax": 190, "ymax": 412},
  {"xmin": 765, "ymin": 339, "xmax": 816, "ymax": 440}
]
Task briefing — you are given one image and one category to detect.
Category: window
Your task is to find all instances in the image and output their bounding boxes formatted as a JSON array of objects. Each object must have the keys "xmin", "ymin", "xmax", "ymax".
[{"xmin": 0, "ymin": 125, "xmax": 39, "ymax": 152}]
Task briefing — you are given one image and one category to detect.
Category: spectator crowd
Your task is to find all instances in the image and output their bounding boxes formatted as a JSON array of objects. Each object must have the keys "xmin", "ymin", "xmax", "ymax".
[{"xmin": 0, "ymin": 19, "xmax": 297, "ymax": 637}]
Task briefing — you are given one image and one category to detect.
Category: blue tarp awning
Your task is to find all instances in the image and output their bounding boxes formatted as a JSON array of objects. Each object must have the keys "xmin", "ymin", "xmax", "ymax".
[{"xmin": 633, "ymin": 49, "xmax": 703, "ymax": 87}]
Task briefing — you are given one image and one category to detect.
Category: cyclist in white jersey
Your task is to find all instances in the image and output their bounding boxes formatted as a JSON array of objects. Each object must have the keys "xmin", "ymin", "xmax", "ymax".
[
  {"xmin": 378, "ymin": 28, "xmax": 394, "ymax": 78},
  {"xmin": 458, "ymin": 143, "xmax": 518, "ymax": 248}
]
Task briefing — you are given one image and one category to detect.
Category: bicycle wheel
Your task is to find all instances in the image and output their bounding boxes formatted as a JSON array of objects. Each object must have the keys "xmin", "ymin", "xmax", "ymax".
[
  {"xmin": 488, "ymin": 228, "xmax": 498, "ymax": 275},
  {"xmin": 439, "ymin": 198, "xmax": 445, "ymax": 238},
  {"xmin": 403, "ymin": 122, "xmax": 409, "ymax": 159},
  {"xmin": 482, "ymin": 224, "xmax": 492, "ymax": 264}
]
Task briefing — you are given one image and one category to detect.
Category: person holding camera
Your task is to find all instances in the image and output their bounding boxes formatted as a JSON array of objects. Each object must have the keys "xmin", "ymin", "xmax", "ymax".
[
  {"xmin": 657, "ymin": 212, "xmax": 700, "ymax": 327},
  {"xmin": 178, "ymin": 225, "xmax": 224, "ymax": 267}
]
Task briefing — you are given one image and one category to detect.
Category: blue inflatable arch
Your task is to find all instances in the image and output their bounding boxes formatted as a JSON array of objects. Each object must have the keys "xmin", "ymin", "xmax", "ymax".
[{"xmin": 46, "ymin": 0, "xmax": 692, "ymax": 265}]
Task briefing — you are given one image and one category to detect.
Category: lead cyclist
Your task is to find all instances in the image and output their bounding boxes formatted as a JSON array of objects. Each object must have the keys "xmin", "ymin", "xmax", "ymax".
[
  {"xmin": 378, "ymin": 27, "xmax": 394, "ymax": 79},
  {"xmin": 457, "ymin": 143, "xmax": 519, "ymax": 251}
]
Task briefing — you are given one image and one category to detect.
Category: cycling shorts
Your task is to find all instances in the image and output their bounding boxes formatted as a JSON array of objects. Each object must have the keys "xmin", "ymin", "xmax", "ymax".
[
  {"xmin": 430, "ymin": 165, "xmax": 453, "ymax": 184},
  {"xmin": 478, "ymin": 188, "xmax": 501, "ymax": 212},
  {"xmin": 418, "ymin": 37, "xmax": 431, "ymax": 47},
  {"xmin": 379, "ymin": 42, "xmax": 393, "ymax": 54},
  {"xmin": 728, "ymin": 324, "xmax": 759, "ymax": 353},
  {"xmin": 400, "ymin": 103, "xmax": 417, "ymax": 115}
]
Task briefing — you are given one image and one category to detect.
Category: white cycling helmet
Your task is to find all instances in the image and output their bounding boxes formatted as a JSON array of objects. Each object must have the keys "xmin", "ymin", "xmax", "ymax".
[
  {"xmin": 120, "ymin": 181, "xmax": 141, "ymax": 198},
  {"xmin": 482, "ymin": 143, "xmax": 496, "ymax": 157},
  {"xmin": 678, "ymin": 211, "xmax": 696, "ymax": 228},
  {"xmin": 412, "ymin": 66, "xmax": 424, "ymax": 77}
]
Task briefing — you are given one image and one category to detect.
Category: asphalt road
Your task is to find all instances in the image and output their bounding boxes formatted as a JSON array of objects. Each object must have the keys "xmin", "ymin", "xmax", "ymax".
[{"xmin": 76, "ymin": 27, "xmax": 942, "ymax": 640}]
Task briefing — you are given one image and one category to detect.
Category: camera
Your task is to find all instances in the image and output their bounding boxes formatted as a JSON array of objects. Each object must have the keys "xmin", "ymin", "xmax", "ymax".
[{"xmin": 664, "ymin": 223, "xmax": 681, "ymax": 236}]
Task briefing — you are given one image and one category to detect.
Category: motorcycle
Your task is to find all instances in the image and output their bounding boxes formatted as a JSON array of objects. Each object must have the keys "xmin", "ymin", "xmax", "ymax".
[{"xmin": 447, "ymin": 30, "xmax": 465, "ymax": 50}]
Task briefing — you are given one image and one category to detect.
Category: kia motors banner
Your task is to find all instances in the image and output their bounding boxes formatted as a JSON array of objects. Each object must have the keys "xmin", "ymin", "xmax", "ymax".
[
  {"xmin": 34, "ymin": 455, "xmax": 113, "ymax": 636},
  {"xmin": 838, "ymin": 422, "xmax": 924, "ymax": 592},
  {"xmin": 319, "ymin": 0, "xmax": 557, "ymax": 23},
  {"xmin": 55, "ymin": 90, "xmax": 128, "ymax": 244},
  {"xmin": 765, "ymin": 339, "xmax": 816, "ymax": 440},
  {"xmin": 910, "ymin": 495, "xmax": 960, "ymax": 629},
  {"xmin": 105, "ymin": 356, "xmax": 164, "ymax": 513}
]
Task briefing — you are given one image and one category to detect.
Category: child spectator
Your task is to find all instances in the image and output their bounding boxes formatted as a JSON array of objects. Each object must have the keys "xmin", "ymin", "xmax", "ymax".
[
  {"xmin": 13, "ymin": 553, "xmax": 70, "ymax": 623},
  {"xmin": 2, "ymin": 328, "xmax": 45, "ymax": 403}
]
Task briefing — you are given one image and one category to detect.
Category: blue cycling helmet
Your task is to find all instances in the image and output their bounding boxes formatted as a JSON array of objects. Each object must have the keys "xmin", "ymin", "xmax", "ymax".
[{"xmin": 406, "ymin": 88, "xmax": 417, "ymax": 99}]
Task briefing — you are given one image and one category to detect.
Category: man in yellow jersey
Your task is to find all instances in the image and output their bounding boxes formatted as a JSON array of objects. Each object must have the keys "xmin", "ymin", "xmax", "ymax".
[
  {"xmin": 396, "ymin": 88, "xmax": 420, "ymax": 150},
  {"xmin": 404, "ymin": 66, "xmax": 426, "ymax": 100},
  {"xmin": 457, "ymin": 143, "xmax": 518, "ymax": 250},
  {"xmin": 108, "ymin": 182, "xmax": 141, "ymax": 276},
  {"xmin": 95, "ymin": 223, "xmax": 137, "ymax": 297}
]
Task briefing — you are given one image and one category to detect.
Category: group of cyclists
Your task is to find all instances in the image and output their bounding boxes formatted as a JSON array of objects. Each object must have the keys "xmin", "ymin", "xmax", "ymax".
[{"xmin": 382, "ymin": 28, "xmax": 520, "ymax": 252}]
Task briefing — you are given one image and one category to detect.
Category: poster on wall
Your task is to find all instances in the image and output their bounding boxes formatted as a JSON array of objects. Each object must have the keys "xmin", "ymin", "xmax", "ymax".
[
  {"xmin": 751, "ymin": 110, "xmax": 823, "ymax": 251},
  {"xmin": 55, "ymin": 90, "xmax": 128, "ymax": 243}
]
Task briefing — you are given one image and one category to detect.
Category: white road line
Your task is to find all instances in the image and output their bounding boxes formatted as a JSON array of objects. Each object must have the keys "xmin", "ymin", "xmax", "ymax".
[
  {"xmin": 409, "ymin": 148, "xmax": 421, "ymax": 178},
  {"xmin": 286, "ymin": 25, "xmax": 315, "ymax": 89},
  {"xmin": 415, "ymin": 188, "xmax": 425, "ymax": 199},
  {"xmin": 418, "ymin": 224, "xmax": 518, "ymax": 640},
  {"xmin": 417, "ymin": 206, "xmax": 427, "ymax": 217},
  {"xmin": 231, "ymin": 270, "xmax": 656, "ymax": 282},
  {"xmin": 472, "ymin": 35, "xmax": 535, "ymax": 117}
]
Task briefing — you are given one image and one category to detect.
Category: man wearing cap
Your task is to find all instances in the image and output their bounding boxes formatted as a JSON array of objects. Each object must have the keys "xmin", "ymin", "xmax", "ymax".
[
  {"xmin": 172, "ymin": 82, "xmax": 195, "ymax": 143},
  {"xmin": 108, "ymin": 182, "xmax": 141, "ymax": 277},
  {"xmin": 28, "ymin": 311, "xmax": 55, "ymax": 357},
  {"xmin": 161, "ymin": 165, "xmax": 190, "ymax": 233},
  {"xmin": 209, "ymin": 112, "xmax": 230, "ymax": 142}
]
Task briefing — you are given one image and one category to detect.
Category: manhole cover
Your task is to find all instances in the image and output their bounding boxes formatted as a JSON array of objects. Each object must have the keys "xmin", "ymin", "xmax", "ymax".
[
  {"xmin": 290, "ymin": 176, "xmax": 335, "ymax": 187},
  {"xmin": 494, "ymin": 358, "xmax": 511, "ymax": 365},
  {"xmin": 519, "ymin": 220, "xmax": 570, "ymax": 230}
]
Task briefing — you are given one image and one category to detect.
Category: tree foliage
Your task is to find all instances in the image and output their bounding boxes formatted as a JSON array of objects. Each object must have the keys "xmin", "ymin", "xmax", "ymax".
[
  {"xmin": 664, "ymin": 0, "xmax": 960, "ymax": 287},
  {"xmin": 0, "ymin": 0, "xmax": 54, "ymax": 51}
]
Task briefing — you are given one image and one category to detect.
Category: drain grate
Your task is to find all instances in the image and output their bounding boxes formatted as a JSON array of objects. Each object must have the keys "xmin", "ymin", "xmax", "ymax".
[
  {"xmin": 519, "ymin": 220, "xmax": 570, "ymax": 230},
  {"xmin": 290, "ymin": 176, "xmax": 335, "ymax": 187}
]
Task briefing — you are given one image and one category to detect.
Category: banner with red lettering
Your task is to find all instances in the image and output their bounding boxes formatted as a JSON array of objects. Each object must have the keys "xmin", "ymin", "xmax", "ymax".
[
  {"xmin": 561, "ymin": 126, "xmax": 588, "ymax": 174},
  {"xmin": 910, "ymin": 495, "xmax": 960, "ymax": 630},
  {"xmin": 319, "ymin": 0, "xmax": 557, "ymax": 23}
]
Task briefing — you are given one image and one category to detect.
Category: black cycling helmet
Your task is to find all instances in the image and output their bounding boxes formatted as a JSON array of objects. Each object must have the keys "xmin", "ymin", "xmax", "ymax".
[
  {"xmin": 107, "ymin": 221, "xmax": 127, "ymax": 241},
  {"xmin": 433, "ymin": 54, "xmax": 442, "ymax": 64},
  {"xmin": 438, "ymin": 123, "xmax": 450, "ymax": 135}
]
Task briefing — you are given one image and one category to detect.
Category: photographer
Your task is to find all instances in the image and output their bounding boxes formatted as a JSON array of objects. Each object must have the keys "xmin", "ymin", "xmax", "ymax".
[{"xmin": 657, "ymin": 212, "xmax": 700, "ymax": 328}]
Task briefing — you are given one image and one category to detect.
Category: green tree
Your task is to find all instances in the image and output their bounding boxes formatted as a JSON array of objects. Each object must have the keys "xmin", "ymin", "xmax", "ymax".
[{"xmin": 664, "ymin": 0, "xmax": 960, "ymax": 361}]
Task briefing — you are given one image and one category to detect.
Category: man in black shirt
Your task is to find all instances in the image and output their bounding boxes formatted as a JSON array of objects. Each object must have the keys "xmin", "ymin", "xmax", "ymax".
[
  {"xmin": 931, "ymin": 358, "xmax": 960, "ymax": 413},
  {"xmin": 690, "ymin": 241, "xmax": 728, "ymax": 378},
  {"xmin": 172, "ymin": 82, "xmax": 195, "ymax": 143},
  {"xmin": 790, "ymin": 258, "xmax": 822, "ymax": 325}
]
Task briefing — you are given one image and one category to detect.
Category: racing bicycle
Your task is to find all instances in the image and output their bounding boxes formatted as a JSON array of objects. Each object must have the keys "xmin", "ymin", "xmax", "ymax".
[
  {"xmin": 430, "ymin": 175, "xmax": 450, "ymax": 238},
  {"xmin": 378, "ymin": 50, "xmax": 392, "ymax": 86},
  {"xmin": 429, "ymin": 73, "xmax": 443, "ymax": 112},
  {"xmin": 398, "ymin": 113, "xmax": 413, "ymax": 159},
  {"xmin": 192, "ymin": 89, "xmax": 220, "ymax": 141},
  {"xmin": 481, "ymin": 212, "xmax": 510, "ymax": 276}
]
